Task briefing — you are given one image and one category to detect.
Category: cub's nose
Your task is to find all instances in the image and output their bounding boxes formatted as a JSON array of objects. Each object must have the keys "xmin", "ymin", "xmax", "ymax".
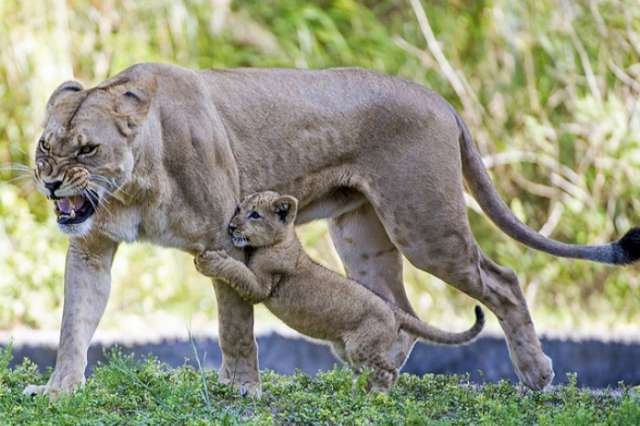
[
  {"xmin": 44, "ymin": 180, "xmax": 63, "ymax": 198},
  {"xmin": 228, "ymin": 223, "xmax": 237, "ymax": 235}
]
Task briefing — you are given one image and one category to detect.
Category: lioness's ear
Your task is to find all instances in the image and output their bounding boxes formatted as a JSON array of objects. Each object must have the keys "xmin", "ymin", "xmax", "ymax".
[
  {"xmin": 46, "ymin": 81, "xmax": 84, "ymax": 112},
  {"xmin": 271, "ymin": 195, "xmax": 298, "ymax": 224},
  {"xmin": 113, "ymin": 85, "xmax": 154, "ymax": 136}
]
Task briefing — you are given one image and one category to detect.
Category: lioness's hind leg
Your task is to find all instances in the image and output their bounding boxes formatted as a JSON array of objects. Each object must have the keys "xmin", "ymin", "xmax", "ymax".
[
  {"xmin": 329, "ymin": 203, "xmax": 416, "ymax": 369},
  {"xmin": 393, "ymin": 226, "xmax": 554, "ymax": 390},
  {"xmin": 357, "ymin": 135, "xmax": 554, "ymax": 390},
  {"xmin": 367, "ymin": 176, "xmax": 554, "ymax": 389}
]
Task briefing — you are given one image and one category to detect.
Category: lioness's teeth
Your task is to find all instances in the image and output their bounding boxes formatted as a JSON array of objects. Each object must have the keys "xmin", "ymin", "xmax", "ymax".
[{"xmin": 70, "ymin": 210, "xmax": 76, "ymax": 219}]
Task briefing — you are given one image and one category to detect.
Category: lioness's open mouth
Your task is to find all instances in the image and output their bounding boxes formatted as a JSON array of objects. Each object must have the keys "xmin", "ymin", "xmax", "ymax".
[{"xmin": 53, "ymin": 192, "xmax": 98, "ymax": 225}]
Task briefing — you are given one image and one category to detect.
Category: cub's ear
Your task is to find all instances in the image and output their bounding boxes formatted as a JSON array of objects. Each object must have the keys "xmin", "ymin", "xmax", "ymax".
[
  {"xmin": 46, "ymin": 81, "xmax": 83, "ymax": 112},
  {"xmin": 113, "ymin": 83, "xmax": 155, "ymax": 136},
  {"xmin": 271, "ymin": 195, "xmax": 298, "ymax": 224}
]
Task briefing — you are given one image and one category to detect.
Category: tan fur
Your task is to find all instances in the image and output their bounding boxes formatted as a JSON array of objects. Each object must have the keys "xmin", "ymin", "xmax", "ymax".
[
  {"xmin": 194, "ymin": 192, "xmax": 485, "ymax": 392},
  {"xmin": 29, "ymin": 62, "xmax": 617, "ymax": 398}
]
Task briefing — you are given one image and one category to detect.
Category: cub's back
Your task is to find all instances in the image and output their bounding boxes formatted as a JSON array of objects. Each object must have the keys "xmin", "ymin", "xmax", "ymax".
[{"xmin": 262, "ymin": 250, "xmax": 393, "ymax": 335}]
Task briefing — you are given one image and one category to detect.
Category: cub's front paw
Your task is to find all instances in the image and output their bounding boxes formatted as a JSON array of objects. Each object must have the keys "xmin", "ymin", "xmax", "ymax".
[{"xmin": 194, "ymin": 249, "xmax": 231, "ymax": 277}]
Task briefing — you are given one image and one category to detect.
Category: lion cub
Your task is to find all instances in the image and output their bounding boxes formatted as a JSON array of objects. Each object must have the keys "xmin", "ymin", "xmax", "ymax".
[{"xmin": 195, "ymin": 191, "xmax": 485, "ymax": 392}]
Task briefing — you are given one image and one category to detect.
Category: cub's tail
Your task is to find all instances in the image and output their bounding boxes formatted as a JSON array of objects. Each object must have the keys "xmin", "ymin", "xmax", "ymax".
[
  {"xmin": 453, "ymin": 108, "xmax": 640, "ymax": 265},
  {"xmin": 393, "ymin": 305, "xmax": 485, "ymax": 345}
]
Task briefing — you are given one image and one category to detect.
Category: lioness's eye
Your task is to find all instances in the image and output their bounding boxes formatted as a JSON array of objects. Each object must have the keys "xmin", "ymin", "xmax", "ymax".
[
  {"xmin": 39, "ymin": 138, "xmax": 50, "ymax": 152},
  {"xmin": 77, "ymin": 145, "xmax": 98, "ymax": 156},
  {"xmin": 248, "ymin": 211, "xmax": 262, "ymax": 219}
]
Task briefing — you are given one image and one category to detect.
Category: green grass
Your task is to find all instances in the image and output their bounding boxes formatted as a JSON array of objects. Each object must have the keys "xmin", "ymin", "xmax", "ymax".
[{"xmin": 0, "ymin": 348, "xmax": 638, "ymax": 425}]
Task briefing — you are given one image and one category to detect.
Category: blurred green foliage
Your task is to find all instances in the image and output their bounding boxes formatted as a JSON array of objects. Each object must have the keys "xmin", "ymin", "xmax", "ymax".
[{"xmin": 1, "ymin": 0, "xmax": 639, "ymax": 334}]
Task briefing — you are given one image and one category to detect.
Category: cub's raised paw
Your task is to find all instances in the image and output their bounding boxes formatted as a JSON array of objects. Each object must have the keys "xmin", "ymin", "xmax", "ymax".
[{"xmin": 194, "ymin": 249, "xmax": 231, "ymax": 277}]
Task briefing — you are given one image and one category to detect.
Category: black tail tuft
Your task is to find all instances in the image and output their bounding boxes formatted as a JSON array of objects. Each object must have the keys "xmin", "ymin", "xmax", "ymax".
[
  {"xmin": 616, "ymin": 227, "xmax": 640, "ymax": 264},
  {"xmin": 474, "ymin": 305, "xmax": 485, "ymax": 326}
]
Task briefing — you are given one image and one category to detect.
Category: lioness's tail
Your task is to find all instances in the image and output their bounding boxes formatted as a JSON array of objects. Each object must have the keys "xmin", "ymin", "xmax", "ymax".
[
  {"xmin": 453, "ymin": 109, "xmax": 640, "ymax": 265},
  {"xmin": 393, "ymin": 305, "xmax": 485, "ymax": 345}
]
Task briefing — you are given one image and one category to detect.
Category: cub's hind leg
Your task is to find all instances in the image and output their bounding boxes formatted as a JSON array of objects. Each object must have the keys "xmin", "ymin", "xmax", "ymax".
[
  {"xmin": 345, "ymin": 327, "xmax": 399, "ymax": 393},
  {"xmin": 369, "ymin": 359, "xmax": 398, "ymax": 393},
  {"xmin": 355, "ymin": 351, "xmax": 398, "ymax": 393},
  {"xmin": 330, "ymin": 341, "xmax": 348, "ymax": 363}
]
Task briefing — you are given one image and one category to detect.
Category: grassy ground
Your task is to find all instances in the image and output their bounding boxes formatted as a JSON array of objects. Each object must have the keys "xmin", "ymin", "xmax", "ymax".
[{"xmin": 0, "ymin": 348, "xmax": 638, "ymax": 425}]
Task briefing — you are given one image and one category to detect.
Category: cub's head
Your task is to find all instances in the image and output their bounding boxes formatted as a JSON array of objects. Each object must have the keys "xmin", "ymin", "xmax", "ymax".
[
  {"xmin": 34, "ymin": 75, "xmax": 155, "ymax": 235},
  {"xmin": 228, "ymin": 191, "xmax": 298, "ymax": 248}
]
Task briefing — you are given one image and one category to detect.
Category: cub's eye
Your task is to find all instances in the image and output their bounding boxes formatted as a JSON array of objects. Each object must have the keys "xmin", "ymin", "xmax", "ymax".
[
  {"xmin": 77, "ymin": 145, "xmax": 98, "ymax": 156},
  {"xmin": 38, "ymin": 138, "xmax": 50, "ymax": 152},
  {"xmin": 248, "ymin": 211, "xmax": 262, "ymax": 219}
]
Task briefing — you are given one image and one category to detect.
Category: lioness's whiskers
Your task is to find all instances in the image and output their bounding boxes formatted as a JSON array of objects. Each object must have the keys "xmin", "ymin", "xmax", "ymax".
[
  {"xmin": 90, "ymin": 175, "xmax": 130, "ymax": 200},
  {"xmin": 90, "ymin": 174, "xmax": 119, "ymax": 190},
  {"xmin": 5, "ymin": 174, "xmax": 34, "ymax": 183},
  {"xmin": 0, "ymin": 163, "xmax": 32, "ymax": 172},
  {"xmin": 0, "ymin": 164, "xmax": 33, "ymax": 182},
  {"xmin": 86, "ymin": 184, "xmax": 114, "ymax": 218},
  {"xmin": 90, "ymin": 175, "xmax": 112, "ymax": 186},
  {"xmin": 88, "ymin": 179, "xmax": 115, "ymax": 195},
  {"xmin": 95, "ymin": 185, "xmax": 119, "ymax": 204},
  {"xmin": 83, "ymin": 189, "xmax": 97, "ymax": 210}
]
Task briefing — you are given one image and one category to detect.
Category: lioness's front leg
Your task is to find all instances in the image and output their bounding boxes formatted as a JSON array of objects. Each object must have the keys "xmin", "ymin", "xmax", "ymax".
[
  {"xmin": 23, "ymin": 234, "xmax": 118, "ymax": 400},
  {"xmin": 195, "ymin": 250, "xmax": 270, "ymax": 304},
  {"xmin": 212, "ymin": 280, "xmax": 262, "ymax": 398}
]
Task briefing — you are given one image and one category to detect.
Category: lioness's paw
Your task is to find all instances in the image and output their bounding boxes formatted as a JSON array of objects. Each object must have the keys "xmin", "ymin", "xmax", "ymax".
[
  {"xmin": 22, "ymin": 382, "xmax": 79, "ymax": 401},
  {"xmin": 218, "ymin": 364, "xmax": 262, "ymax": 398},
  {"xmin": 220, "ymin": 379, "xmax": 262, "ymax": 399},
  {"xmin": 24, "ymin": 370, "xmax": 86, "ymax": 400},
  {"xmin": 22, "ymin": 384, "xmax": 47, "ymax": 397},
  {"xmin": 238, "ymin": 381, "xmax": 262, "ymax": 399}
]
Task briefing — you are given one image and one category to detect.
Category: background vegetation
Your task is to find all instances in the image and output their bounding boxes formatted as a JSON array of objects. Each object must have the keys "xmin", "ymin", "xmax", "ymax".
[{"xmin": 1, "ymin": 0, "xmax": 639, "ymax": 336}]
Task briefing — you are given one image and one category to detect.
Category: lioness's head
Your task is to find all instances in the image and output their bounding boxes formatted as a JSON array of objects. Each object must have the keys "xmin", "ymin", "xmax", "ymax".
[
  {"xmin": 34, "ymin": 76, "xmax": 154, "ymax": 235},
  {"xmin": 228, "ymin": 191, "xmax": 298, "ymax": 248}
]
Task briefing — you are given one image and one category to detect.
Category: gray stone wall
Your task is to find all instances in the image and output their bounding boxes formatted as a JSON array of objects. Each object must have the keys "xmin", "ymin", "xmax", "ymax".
[{"xmin": 5, "ymin": 335, "xmax": 639, "ymax": 388}]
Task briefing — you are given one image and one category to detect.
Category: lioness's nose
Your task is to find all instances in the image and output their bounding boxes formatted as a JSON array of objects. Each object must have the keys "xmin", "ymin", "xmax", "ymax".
[{"xmin": 44, "ymin": 180, "xmax": 62, "ymax": 197}]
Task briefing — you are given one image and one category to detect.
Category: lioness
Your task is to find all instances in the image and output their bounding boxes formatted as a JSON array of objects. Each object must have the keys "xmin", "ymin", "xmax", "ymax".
[
  {"xmin": 26, "ymin": 63, "xmax": 639, "ymax": 398},
  {"xmin": 194, "ymin": 191, "xmax": 485, "ymax": 391}
]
